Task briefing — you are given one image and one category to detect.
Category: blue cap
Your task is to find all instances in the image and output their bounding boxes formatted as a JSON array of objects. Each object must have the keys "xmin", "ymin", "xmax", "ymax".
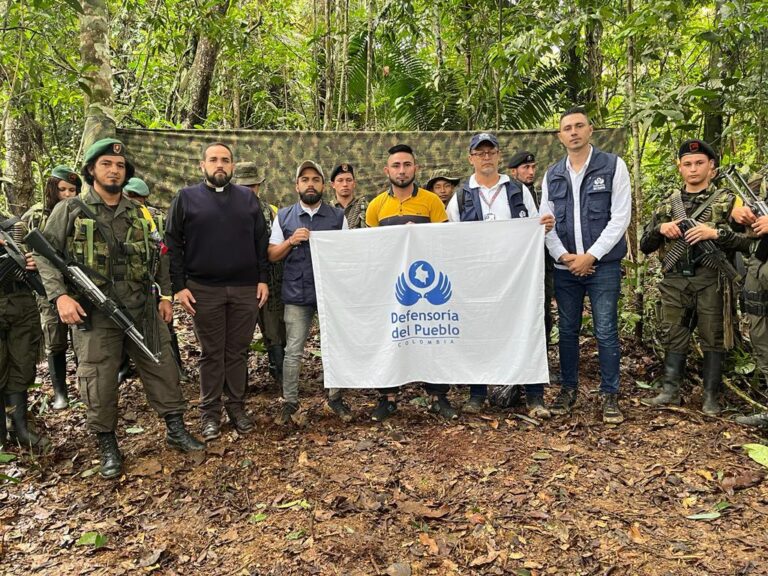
[{"xmin": 469, "ymin": 132, "xmax": 499, "ymax": 152}]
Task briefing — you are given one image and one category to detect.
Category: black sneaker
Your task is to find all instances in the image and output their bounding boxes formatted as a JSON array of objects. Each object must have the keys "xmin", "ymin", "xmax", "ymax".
[
  {"xmin": 462, "ymin": 395, "xmax": 485, "ymax": 414},
  {"xmin": 274, "ymin": 402, "xmax": 300, "ymax": 426},
  {"xmin": 201, "ymin": 418, "xmax": 221, "ymax": 441},
  {"xmin": 549, "ymin": 388, "xmax": 577, "ymax": 415},
  {"xmin": 429, "ymin": 395, "xmax": 458, "ymax": 421},
  {"xmin": 371, "ymin": 398, "xmax": 397, "ymax": 422},
  {"xmin": 326, "ymin": 397, "xmax": 353, "ymax": 422},
  {"xmin": 601, "ymin": 393, "xmax": 624, "ymax": 424}
]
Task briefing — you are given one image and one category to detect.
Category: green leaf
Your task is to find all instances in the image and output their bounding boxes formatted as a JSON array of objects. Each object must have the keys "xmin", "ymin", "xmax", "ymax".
[
  {"xmin": 249, "ymin": 340, "xmax": 266, "ymax": 353},
  {"xmin": 63, "ymin": 0, "xmax": 84, "ymax": 14},
  {"xmin": 742, "ymin": 444, "xmax": 768, "ymax": 468},
  {"xmin": 80, "ymin": 466, "xmax": 100, "ymax": 479},
  {"xmin": 286, "ymin": 529, "xmax": 305, "ymax": 540},
  {"xmin": 125, "ymin": 426, "xmax": 144, "ymax": 435},
  {"xmin": 712, "ymin": 501, "xmax": 731, "ymax": 512},
  {"xmin": 0, "ymin": 452, "xmax": 17, "ymax": 463},
  {"xmin": 0, "ymin": 474, "xmax": 20, "ymax": 484},
  {"xmin": 76, "ymin": 531, "xmax": 108, "ymax": 548},
  {"xmin": 635, "ymin": 380, "xmax": 653, "ymax": 389},
  {"xmin": 248, "ymin": 513, "xmax": 268, "ymax": 523},
  {"xmin": 685, "ymin": 511, "xmax": 721, "ymax": 521}
]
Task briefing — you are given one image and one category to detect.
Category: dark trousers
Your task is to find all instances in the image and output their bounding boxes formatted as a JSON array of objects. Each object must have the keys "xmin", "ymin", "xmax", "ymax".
[
  {"xmin": 378, "ymin": 383, "xmax": 448, "ymax": 398},
  {"xmin": 188, "ymin": 281, "xmax": 260, "ymax": 420}
]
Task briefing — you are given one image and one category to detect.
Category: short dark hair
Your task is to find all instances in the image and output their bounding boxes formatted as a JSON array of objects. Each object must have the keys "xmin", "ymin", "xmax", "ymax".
[
  {"xmin": 201, "ymin": 142, "xmax": 234, "ymax": 161},
  {"xmin": 81, "ymin": 160, "xmax": 135, "ymax": 186},
  {"xmin": 560, "ymin": 106, "xmax": 590, "ymax": 124},
  {"xmin": 388, "ymin": 144, "xmax": 414, "ymax": 156}
]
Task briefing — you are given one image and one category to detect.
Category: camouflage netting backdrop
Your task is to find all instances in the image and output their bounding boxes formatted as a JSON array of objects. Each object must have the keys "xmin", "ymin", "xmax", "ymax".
[{"xmin": 116, "ymin": 128, "xmax": 626, "ymax": 207}]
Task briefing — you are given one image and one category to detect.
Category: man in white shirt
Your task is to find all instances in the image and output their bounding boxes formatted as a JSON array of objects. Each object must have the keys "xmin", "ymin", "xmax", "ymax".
[
  {"xmin": 539, "ymin": 107, "xmax": 632, "ymax": 424},
  {"xmin": 447, "ymin": 133, "xmax": 554, "ymax": 418}
]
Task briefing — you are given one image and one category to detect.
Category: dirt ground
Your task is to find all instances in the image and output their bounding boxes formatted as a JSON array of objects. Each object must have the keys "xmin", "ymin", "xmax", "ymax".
[{"xmin": 2, "ymin": 321, "xmax": 768, "ymax": 576}]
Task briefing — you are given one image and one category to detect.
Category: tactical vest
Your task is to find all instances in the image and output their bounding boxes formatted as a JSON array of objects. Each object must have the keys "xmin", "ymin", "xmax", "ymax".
[
  {"xmin": 278, "ymin": 202, "xmax": 345, "ymax": 306},
  {"xmin": 457, "ymin": 179, "xmax": 528, "ymax": 222},
  {"xmin": 545, "ymin": 147, "xmax": 626, "ymax": 263},
  {"xmin": 67, "ymin": 198, "xmax": 155, "ymax": 286}
]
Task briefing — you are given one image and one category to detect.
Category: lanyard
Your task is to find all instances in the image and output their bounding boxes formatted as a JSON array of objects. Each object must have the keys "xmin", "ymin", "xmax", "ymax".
[{"xmin": 479, "ymin": 184, "xmax": 504, "ymax": 211}]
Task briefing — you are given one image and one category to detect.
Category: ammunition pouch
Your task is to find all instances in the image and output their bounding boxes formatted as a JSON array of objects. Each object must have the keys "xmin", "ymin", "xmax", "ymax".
[{"xmin": 744, "ymin": 290, "xmax": 768, "ymax": 317}]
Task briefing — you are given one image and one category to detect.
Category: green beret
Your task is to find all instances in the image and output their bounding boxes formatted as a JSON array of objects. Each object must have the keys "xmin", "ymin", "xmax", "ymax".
[
  {"xmin": 123, "ymin": 177, "xmax": 150, "ymax": 197},
  {"xmin": 84, "ymin": 138, "xmax": 126, "ymax": 164},
  {"xmin": 233, "ymin": 161, "xmax": 265, "ymax": 186},
  {"xmin": 51, "ymin": 164, "xmax": 81, "ymax": 185}
]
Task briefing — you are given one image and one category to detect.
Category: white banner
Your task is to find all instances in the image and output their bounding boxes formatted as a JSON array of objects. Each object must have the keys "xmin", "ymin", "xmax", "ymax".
[{"xmin": 310, "ymin": 219, "xmax": 548, "ymax": 389}]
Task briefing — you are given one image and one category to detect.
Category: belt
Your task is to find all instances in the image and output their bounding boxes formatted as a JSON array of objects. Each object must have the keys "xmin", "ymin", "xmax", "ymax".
[{"xmin": 744, "ymin": 301, "xmax": 768, "ymax": 316}]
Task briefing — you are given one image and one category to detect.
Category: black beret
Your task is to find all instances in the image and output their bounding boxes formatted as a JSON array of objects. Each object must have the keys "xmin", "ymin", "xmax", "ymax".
[
  {"xmin": 678, "ymin": 139, "xmax": 717, "ymax": 161},
  {"xmin": 508, "ymin": 151, "xmax": 536, "ymax": 168},
  {"xmin": 330, "ymin": 163, "xmax": 355, "ymax": 181}
]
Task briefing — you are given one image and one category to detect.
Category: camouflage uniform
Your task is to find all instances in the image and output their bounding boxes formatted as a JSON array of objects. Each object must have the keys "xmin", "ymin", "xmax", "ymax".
[
  {"xmin": 640, "ymin": 184, "xmax": 750, "ymax": 412},
  {"xmin": 35, "ymin": 186, "xmax": 192, "ymax": 435},
  {"xmin": 334, "ymin": 196, "xmax": 367, "ymax": 230},
  {"xmin": 258, "ymin": 200, "xmax": 287, "ymax": 371},
  {"xmin": 0, "ymin": 212, "xmax": 46, "ymax": 448}
]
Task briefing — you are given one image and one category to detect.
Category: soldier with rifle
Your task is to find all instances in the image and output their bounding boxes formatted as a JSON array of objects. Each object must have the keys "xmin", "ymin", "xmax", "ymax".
[
  {"xmin": 0, "ymin": 177, "xmax": 49, "ymax": 449},
  {"xmin": 727, "ymin": 168, "xmax": 768, "ymax": 427},
  {"xmin": 640, "ymin": 139, "xmax": 751, "ymax": 414},
  {"xmin": 32, "ymin": 138, "xmax": 204, "ymax": 479}
]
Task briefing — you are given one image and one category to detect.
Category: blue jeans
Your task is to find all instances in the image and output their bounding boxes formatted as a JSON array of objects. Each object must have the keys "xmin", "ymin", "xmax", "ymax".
[
  {"xmin": 554, "ymin": 260, "xmax": 621, "ymax": 394},
  {"xmin": 283, "ymin": 304, "xmax": 340, "ymax": 404}
]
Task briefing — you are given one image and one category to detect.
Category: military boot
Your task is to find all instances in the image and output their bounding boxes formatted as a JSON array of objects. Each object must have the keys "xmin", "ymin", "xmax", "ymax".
[
  {"xmin": 96, "ymin": 432, "xmax": 123, "ymax": 479},
  {"xmin": 735, "ymin": 412, "xmax": 768, "ymax": 427},
  {"xmin": 268, "ymin": 345, "xmax": 285, "ymax": 383},
  {"xmin": 6, "ymin": 392, "xmax": 49, "ymax": 449},
  {"xmin": 702, "ymin": 351, "xmax": 723, "ymax": 415},
  {"xmin": 642, "ymin": 352, "xmax": 685, "ymax": 407},
  {"xmin": 117, "ymin": 353, "xmax": 132, "ymax": 384},
  {"xmin": 48, "ymin": 352, "xmax": 69, "ymax": 410},
  {"xmin": 164, "ymin": 414, "xmax": 206, "ymax": 452}
]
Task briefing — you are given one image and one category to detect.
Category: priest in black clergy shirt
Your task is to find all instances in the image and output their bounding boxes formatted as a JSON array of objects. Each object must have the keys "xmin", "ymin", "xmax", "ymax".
[{"xmin": 165, "ymin": 142, "xmax": 269, "ymax": 442}]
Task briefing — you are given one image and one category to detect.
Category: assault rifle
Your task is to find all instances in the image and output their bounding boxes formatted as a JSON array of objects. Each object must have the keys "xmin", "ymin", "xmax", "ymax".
[
  {"xmin": 675, "ymin": 218, "xmax": 742, "ymax": 284},
  {"xmin": 0, "ymin": 228, "xmax": 46, "ymax": 297},
  {"xmin": 25, "ymin": 229, "xmax": 160, "ymax": 364},
  {"xmin": 720, "ymin": 165, "xmax": 768, "ymax": 262}
]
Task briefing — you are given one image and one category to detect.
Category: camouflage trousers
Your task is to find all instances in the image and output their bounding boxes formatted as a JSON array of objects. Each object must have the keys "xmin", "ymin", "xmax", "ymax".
[
  {"xmin": 0, "ymin": 290, "xmax": 41, "ymax": 395},
  {"xmin": 659, "ymin": 268, "xmax": 724, "ymax": 354},
  {"xmin": 258, "ymin": 263, "xmax": 286, "ymax": 347},
  {"xmin": 73, "ymin": 305, "xmax": 187, "ymax": 433},
  {"xmin": 744, "ymin": 255, "xmax": 768, "ymax": 377},
  {"xmin": 37, "ymin": 294, "xmax": 69, "ymax": 355}
]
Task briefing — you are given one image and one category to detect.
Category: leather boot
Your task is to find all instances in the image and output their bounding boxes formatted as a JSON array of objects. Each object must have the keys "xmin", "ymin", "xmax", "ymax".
[
  {"xmin": 702, "ymin": 351, "xmax": 723, "ymax": 415},
  {"xmin": 48, "ymin": 352, "xmax": 69, "ymax": 410},
  {"xmin": 165, "ymin": 414, "xmax": 205, "ymax": 452},
  {"xmin": 6, "ymin": 392, "xmax": 49, "ymax": 449},
  {"xmin": 269, "ymin": 345, "xmax": 285, "ymax": 383},
  {"xmin": 642, "ymin": 352, "xmax": 685, "ymax": 406},
  {"xmin": 96, "ymin": 432, "xmax": 123, "ymax": 479}
]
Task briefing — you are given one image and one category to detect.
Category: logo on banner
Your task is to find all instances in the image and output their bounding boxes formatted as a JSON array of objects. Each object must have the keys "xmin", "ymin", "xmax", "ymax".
[
  {"xmin": 391, "ymin": 260, "xmax": 460, "ymax": 346},
  {"xmin": 395, "ymin": 260, "xmax": 452, "ymax": 306}
]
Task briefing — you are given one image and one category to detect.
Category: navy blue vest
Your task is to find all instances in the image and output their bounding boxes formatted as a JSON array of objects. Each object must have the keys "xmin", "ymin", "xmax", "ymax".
[
  {"xmin": 545, "ymin": 147, "xmax": 626, "ymax": 263},
  {"xmin": 279, "ymin": 202, "xmax": 345, "ymax": 306},
  {"xmin": 458, "ymin": 179, "xmax": 529, "ymax": 222}
]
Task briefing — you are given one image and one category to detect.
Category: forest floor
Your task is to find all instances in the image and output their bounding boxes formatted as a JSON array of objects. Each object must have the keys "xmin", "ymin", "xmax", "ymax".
[{"xmin": 2, "ymin": 318, "xmax": 768, "ymax": 576}]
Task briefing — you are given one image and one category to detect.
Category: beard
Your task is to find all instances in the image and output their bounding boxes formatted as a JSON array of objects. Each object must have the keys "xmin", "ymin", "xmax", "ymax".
[
  {"xmin": 388, "ymin": 174, "xmax": 415, "ymax": 189},
  {"xmin": 93, "ymin": 175, "xmax": 124, "ymax": 196},
  {"xmin": 205, "ymin": 169, "xmax": 232, "ymax": 187},
  {"xmin": 300, "ymin": 189, "xmax": 323, "ymax": 205}
]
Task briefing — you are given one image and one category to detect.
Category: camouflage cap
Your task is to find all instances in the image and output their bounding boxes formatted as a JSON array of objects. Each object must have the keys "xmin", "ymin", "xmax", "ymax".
[
  {"xmin": 84, "ymin": 138, "xmax": 127, "ymax": 164},
  {"xmin": 124, "ymin": 177, "xmax": 150, "ymax": 197},
  {"xmin": 425, "ymin": 170, "xmax": 461, "ymax": 191},
  {"xmin": 51, "ymin": 164, "xmax": 81, "ymax": 185},
  {"xmin": 296, "ymin": 160, "xmax": 324, "ymax": 182},
  {"xmin": 233, "ymin": 161, "xmax": 266, "ymax": 186}
]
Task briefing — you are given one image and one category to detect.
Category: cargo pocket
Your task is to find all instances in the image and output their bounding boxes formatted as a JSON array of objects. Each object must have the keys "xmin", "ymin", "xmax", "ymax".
[{"xmin": 77, "ymin": 363, "xmax": 98, "ymax": 408}]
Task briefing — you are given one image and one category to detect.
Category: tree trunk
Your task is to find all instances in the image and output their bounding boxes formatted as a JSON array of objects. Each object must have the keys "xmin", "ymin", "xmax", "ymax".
[
  {"xmin": 335, "ymin": 0, "xmax": 349, "ymax": 129},
  {"xmin": 625, "ymin": 0, "xmax": 644, "ymax": 340},
  {"xmin": 80, "ymin": 0, "xmax": 116, "ymax": 153},
  {"xmin": 585, "ymin": 18, "xmax": 604, "ymax": 123},
  {"xmin": 180, "ymin": 1, "xmax": 230, "ymax": 129},
  {"xmin": 322, "ymin": 0, "xmax": 335, "ymax": 130},
  {"xmin": 3, "ymin": 106, "xmax": 37, "ymax": 215},
  {"xmin": 364, "ymin": 0, "xmax": 374, "ymax": 130}
]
